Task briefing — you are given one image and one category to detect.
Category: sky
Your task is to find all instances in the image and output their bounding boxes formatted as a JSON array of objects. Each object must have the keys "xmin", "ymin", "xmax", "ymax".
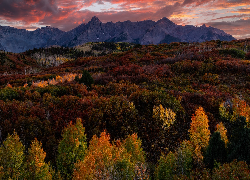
[{"xmin": 0, "ymin": 0, "xmax": 249, "ymax": 39}]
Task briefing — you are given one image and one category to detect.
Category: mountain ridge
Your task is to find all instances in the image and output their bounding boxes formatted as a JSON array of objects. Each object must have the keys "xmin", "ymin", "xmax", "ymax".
[{"xmin": 0, "ymin": 17, "xmax": 235, "ymax": 53}]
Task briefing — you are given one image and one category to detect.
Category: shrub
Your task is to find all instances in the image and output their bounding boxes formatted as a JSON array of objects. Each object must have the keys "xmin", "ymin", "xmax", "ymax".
[
  {"xmin": 212, "ymin": 160, "xmax": 250, "ymax": 179},
  {"xmin": 219, "ymin": 48, "xmax": 246, "ymax": 59},
  {"xmin": 0, "ymin": 87, "xmax": 19, "ymax": 101},
  {"xmin": 246, "ymin": 51, "xmax": 250, "ymax": 59}
]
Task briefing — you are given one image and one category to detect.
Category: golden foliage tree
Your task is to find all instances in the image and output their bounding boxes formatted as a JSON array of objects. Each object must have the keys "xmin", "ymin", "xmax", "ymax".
[
  {"xmin": 122, "ymin": 134, "xmax": 148, "ymax": 179},
  {"xmin": 155, "ymin": 140, "xmax": 193, "ymax": 179},
  {"xmin": 153, "ymin": 104, "xmax": 176, "ymax": 129},
  {"xmin": 189, "ymin": 107, "xmax": 210, "ymax": 165},
  {"xmin": 155, "ymin": 151, "xmax": 177, "ymax": 180},
  {"xmin": 57, "ymin": 118, "xmax": 87, "ymax": 180},
  {"xmin": 219, "ymin": 97, "xmax": 250, "ymax": 127},
  {"xmin": 0, "ymin": 132, "xmax": 25, "ymax": 179},
  {"xmin": 25, "ymin": 138, "xmax": 52, "ymax": 180},
  {"xmin": 215, "ymin": 122, "xmax": 228, "ymax": 146},
  {"xmin": 73, "ymin": 131, "xmax": 126, "ymax": 179},
  {"xmin": 73, "ymin": 131, "xmax": 148, "ymax": 180}
]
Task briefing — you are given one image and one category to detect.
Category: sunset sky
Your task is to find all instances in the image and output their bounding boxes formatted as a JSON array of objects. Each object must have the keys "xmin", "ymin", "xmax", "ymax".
[{"xmin": 0, "ymin": 0, "xmax": 249, "ymax": 39}]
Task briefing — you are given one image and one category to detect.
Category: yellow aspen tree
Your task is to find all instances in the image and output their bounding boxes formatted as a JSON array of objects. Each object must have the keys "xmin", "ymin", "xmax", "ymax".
[
  {"xmin": 57, "ymin": 118, "xmax": 87, "ymax": 180},
  {"xmin": 25, "ymin": 138, "xmax": 52, "ymax": 180},
  {"xmin": 123, "ymin": 133, "xmax": 145, "ymax": 163},
  {"xmin": 73, "ymin": 131, "xmax": 148, "ymax": 180},
  {"xmin": 153, "ymin": 104, "xmax": 176, "ymax": 129},
  {"xmin": 215, "ymin": 122, "xmax": 228, "ymax": 146},
  {"xmin": 122, "ymin": 134, "xmax": 149, "ymax": 179},
  {"xmin": 0, "ymin": 132, "xmax": 25, "ymax": 179},
  {"xmin": 219, "ymin": 97, "xmax": 250, "ymax": 127},
  {"xmin": 189, "ymin": 107, "xmax": 210, "ymax": 165}
]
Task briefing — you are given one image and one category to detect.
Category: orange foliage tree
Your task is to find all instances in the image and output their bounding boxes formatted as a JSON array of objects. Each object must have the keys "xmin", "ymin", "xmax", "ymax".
[
  {"xmin": 73, "ymin": 131, "xmax": 148, "ymax": 180},
  {"xmin": 212, "ymin": 160, "xmax": 250, "ymax": 179},
  {"xmin": 189, "ymin": 107, "xmax": 210, "ymax": 166},
  {"xmin": 215, "ymin": 122, "xmax": 228, "ymax": 146},
  {"xmin": 24, "ymin": 138, "xmax": 53, "ymax": 179},
  {"xmin": 219, "ymin": 97, "xmax": 250, "ymax": 127}
]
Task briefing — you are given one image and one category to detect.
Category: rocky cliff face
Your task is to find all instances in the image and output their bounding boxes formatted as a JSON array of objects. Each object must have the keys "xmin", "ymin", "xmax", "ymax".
[
  {"xmin": 0, "ymin": 16, "xmax": 235, "ymax": 53},
  {"xmin": 0, "ymin": 26, "xmax": 64, "ymax": 53}
]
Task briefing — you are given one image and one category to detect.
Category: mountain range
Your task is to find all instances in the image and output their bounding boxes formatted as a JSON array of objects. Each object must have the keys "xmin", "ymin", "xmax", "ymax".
[{"xmin": 0, "ymin": 16, "xmax": 235, "ymax": 53}]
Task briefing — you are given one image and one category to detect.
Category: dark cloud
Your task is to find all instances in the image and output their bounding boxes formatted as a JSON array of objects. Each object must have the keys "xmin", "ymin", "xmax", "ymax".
[
  {"xmin": 238, "ymin": 8, "xmax": 250, "ymax": 12},
  {"xmin": 226, "ymin": 0, "xmax": 249, "ymax": 3},
  {"xmin": 210, "ymin": 14, "xmax": 249, "ymax": 21},
  {"xmin": 154, "ymin": 2, "xmax": 182, "ymax": 18},
  {"xmin": 0, "ymin": 0, "xmax": 58, "ymax": 18},
  {"xmin": 182, "ymin": 0, "xmax": 212, "ymax": 6}
]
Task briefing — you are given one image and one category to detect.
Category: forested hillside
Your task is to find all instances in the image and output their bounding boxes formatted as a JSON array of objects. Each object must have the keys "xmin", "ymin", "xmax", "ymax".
[{"xmin": 0, "ymin": 39, "xmax": 250, "ymax": 179}]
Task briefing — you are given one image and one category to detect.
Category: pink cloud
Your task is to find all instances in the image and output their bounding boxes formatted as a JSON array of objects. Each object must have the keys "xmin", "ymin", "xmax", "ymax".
[{"xmin": 206, "ymin": 19, "xmax": 250, "ymax": 39}]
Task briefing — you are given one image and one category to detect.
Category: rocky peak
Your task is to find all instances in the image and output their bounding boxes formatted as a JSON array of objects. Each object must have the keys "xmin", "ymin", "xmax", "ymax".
[
  {"xmin": 157, "ymin": 17, "xmax": 175, "ymax": 26},
  {"xmin": 89, "ymin": 16, "xmax": 102, "ymax": 24},
  {"xmin": 201, "ymin": 24, "xmax": 206, "ymax": 28}
]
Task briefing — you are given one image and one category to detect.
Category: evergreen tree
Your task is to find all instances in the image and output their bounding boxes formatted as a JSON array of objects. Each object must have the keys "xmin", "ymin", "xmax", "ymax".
[
  {"xmin": 204, "ymin": 132, "xmax": 227, "ymax": 169},
  {"xmin": 227, "ymin": 116, "xmax": 250, "ymax": 164},
  {"xmin": 75, "ymin": 70, "xmax": 94, "ymax": 88}
]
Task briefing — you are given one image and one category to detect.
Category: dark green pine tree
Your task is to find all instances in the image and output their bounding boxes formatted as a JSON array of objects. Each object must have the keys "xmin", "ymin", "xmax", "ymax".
[
  {"xmin": 227, "ymin": 116, "xmax": 250, "ymax": 164},
  {"xmin": 75, "ymin": 70, "xmax": 94, "ymax": 88},
  {"xmin": 204, "ymin": 132, "xmax": 227, "ymax": 169}
]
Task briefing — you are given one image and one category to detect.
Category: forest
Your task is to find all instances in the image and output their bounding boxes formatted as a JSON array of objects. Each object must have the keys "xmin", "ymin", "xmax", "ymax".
[{"xmin": 0, "ymin": 39, "xmax": 250, "ymax": 179}]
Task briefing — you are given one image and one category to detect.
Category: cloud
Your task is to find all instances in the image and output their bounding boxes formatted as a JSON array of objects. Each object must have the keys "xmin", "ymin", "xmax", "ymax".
[
  {"xmin": 206, "ymin": 18, "xmax": 250, "ymax": 39},
  {"xmin": 237, "ymin": 7, "xmax": 250, "ymax": 13},
  {"xmin": 0, "ymin": 0, "xmax": 85, "ymax": 25},
  {"xmin": 210, "ymin": 14, "xmax": 250, "ymax": 21},
  {"xmin": 154, "ymin": 2, "xmax": 183, "ymax": 18}
]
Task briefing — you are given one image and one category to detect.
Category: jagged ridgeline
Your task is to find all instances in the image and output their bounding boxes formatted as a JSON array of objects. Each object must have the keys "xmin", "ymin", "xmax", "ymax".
[{"xmin": 0, "ymin": 16, "xmax": 235, "ymax": 53}]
